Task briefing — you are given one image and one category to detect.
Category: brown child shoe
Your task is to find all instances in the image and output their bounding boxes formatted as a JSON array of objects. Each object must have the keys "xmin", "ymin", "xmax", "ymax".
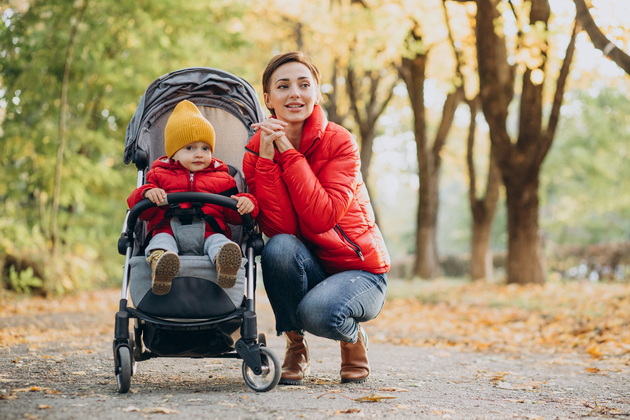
[
  {"xmin": 147, "ymin": 250, "xmax": 180, "ymax": 295},
  {"xmin": 215, "ymin": 242, "xmax": 242, "ymax": 288}
]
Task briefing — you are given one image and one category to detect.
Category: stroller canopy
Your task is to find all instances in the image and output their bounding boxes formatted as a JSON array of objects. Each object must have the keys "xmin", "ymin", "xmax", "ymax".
[{"xmin": 124, "ymin": 67, "xmax": 265, "ymax": 167}]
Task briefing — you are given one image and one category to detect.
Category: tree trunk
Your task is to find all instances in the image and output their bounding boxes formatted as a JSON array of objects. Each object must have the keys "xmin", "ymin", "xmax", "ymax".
[
  {"xmin": 323, "ymin": 58, "xmax": 348, "ymax": 126},
  {"xmin": 472, "ymin": 0, "xmax": 577, "ymax": 284},
  {"xmin": 400, "ymin": 48, "xmax": 463, "ymax": 279},
  {"xmin": 415, "ymin": 155, "xmax": 441, "ymax": 278},
  {"xmin": 346, "ymin": 66, "xmax": 395, "ymax": 182},
  {"xmin": 399, "ymin": 51, "xmax": 437, "ymax": 279},
  {"xmin": 467, "ymin": 97, "xmax": 501, "ymax": 281},
  {"xmin": 505, "ymin": 175, "xmax": 545, "ymax": 284},
  {"xmin": 470, "ymin": 217, "xmax": 494, "ymax": 281}
]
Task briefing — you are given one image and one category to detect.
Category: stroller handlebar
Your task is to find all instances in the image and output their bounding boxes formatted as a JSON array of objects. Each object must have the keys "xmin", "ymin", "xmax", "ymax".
[{"xmin": 125, "ymin": 192, "xmax": 255, "ymax": 238}]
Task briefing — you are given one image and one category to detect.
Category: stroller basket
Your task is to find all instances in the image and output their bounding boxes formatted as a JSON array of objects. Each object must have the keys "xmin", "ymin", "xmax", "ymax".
[{"xmin": 127, "ymin": 306, "xmax": 245, "ymax": 359}]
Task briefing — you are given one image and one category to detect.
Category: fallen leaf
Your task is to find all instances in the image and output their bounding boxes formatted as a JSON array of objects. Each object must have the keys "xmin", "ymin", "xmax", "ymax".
[
  {"xmin": 489, "ymin": 372, "xmax": 509, "ymax": 383},
  {"xmin": 585, "ymin": 367, "xmax": 601, "ymax": 374},
  {"xmin": 354, "ymin": 394, "xmax": 396, "ymax": 403},
  {"xmin": 143, "ymin": 407, "xmax": 178, "ymax": 414},
  {"xmin": 335, "ymin": 408, "xmax": 361, "ymax": 414},
  {"xmin": 586, "ymin": 345, "xmax": 604, "ymax": 358},
  {"xmin": 433, "ymin": 409, "xmax": 454, "ymax": 414},
  {"xmin": 495, "ymin": 380, "xmax": 545, "ymax": 391}
]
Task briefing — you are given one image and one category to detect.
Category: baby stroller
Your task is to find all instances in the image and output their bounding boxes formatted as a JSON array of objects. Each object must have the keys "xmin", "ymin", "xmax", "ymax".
[{"xmin": 113, "ymin": 67, "xmax": 281, "ymax": 393}]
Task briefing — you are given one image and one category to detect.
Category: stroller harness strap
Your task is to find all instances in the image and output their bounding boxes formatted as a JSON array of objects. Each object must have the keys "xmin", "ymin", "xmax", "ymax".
[{"xmin": 154, "ymin": 184, "xmax": 239, "ymax": 236}]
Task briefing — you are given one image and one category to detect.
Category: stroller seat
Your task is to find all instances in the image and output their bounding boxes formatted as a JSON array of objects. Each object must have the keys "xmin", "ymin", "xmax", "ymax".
[{"xmin": 128, "ymin": 254, "xmax": 246, "ymax": 319}]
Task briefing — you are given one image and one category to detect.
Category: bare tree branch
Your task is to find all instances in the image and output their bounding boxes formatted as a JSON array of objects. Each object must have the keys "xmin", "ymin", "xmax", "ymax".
[
  {"xmin": 540, "ymin": 19, "xmax": 579, "ymax": 164},
  {"xmin": 574, "ymin": 0, "xmax": 630, "ymax": 75}
]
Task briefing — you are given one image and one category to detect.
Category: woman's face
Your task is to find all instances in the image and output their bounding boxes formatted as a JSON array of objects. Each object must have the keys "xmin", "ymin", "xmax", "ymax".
[{"xmin": 264, "ymin": 61, "xmax": 318, "ymax": 124}]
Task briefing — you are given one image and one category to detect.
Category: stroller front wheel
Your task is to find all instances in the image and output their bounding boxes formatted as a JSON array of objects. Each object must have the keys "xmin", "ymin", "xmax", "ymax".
[
  {"xmin": 116, "ymin": 346, "xmax": 133, "ymax": 393},
  {"xmin": 242, "ymin": 346, "xmax": 281, "ymax": 392}
]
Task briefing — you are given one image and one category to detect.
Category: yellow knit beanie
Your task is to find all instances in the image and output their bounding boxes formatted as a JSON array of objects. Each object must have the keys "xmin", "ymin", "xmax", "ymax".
[{"xmin": 164, "ymin": 100, "xmax": 215, "ymax": 157}]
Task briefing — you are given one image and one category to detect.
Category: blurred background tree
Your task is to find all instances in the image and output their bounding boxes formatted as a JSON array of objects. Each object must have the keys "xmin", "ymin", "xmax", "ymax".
[{"xmin": 1, "ymin": 0, "xmax": 628, "ymax": 293}]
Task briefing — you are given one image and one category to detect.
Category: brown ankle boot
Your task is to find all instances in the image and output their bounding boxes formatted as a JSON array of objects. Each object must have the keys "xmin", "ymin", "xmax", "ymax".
[
  {"xmin": 340, "ymin": 325, "xmax": 370, "ymax": 383},
  {"xmin": 279, "ymin": 331, "xmax": 310, "ymax": 385}
]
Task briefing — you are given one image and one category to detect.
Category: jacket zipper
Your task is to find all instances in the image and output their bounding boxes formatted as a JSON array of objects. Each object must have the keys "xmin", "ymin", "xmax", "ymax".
[
  {"xmin": 189, "ymin": 172, "xmax": 194, "ymax": 190},
  {"xmin": 334, "ymin": 225, "xmax": 365, "ymax": 261}
]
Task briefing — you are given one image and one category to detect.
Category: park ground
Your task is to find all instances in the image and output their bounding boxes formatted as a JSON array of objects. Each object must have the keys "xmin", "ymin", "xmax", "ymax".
[{"xmin": 0, "ymin": 279, "xmax": 629, "ymax": 419}]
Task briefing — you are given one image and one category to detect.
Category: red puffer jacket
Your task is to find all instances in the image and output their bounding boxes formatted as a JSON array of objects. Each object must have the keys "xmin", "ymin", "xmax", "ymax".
[
  {"xmin": 243, "ymin": 105, "xmax": 390, "ymax": 275},
  {"xmin": 127, "ymin": 157, "xmax": 258, "ymax": 239}
]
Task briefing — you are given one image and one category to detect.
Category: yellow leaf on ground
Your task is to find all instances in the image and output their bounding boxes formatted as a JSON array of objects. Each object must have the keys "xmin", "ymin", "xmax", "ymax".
[
  {"xmin": 586, "ymin": 345, "xmax": 604, "ymax": 357},
  {"xmin": 354, "ymin": 394, "xmax": 396, "ymax": 402}
]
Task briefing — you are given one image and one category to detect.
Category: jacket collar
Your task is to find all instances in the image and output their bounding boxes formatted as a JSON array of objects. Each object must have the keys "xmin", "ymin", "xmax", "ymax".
[{"xmin": 299, "ymin": 104, "xmax": 327, "ymax": 154}]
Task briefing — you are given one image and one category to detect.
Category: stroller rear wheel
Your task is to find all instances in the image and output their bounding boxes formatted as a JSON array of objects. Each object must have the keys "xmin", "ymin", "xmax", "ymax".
[
  {"xmin": 242, "ymin": 346, "xmax": 281, "ymax": 392},
  {"xmin": 116, "ymin": 346, "xmax": 133, "ymax": 393}
]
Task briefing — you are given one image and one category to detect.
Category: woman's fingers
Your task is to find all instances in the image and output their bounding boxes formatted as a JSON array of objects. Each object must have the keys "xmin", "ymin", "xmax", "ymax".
[{"xmin": 252, "ymin": 118, "xmax": 287, "ymax": 132}]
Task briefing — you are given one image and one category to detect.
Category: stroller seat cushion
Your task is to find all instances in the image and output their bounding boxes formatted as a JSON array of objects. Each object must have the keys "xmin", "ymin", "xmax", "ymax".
[{"xmin": 129, "ymin": 255, "xmax": 246, "ymax": 318}]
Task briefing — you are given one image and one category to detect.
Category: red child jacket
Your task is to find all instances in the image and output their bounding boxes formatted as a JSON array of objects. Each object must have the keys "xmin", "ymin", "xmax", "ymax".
[
  {"xmin": 127, "ymin": 157, "xmax": 258, "ymax": 239},
  {"xmin": 242, "ymin": 105, "xmax": 390, "ymax": 275}
]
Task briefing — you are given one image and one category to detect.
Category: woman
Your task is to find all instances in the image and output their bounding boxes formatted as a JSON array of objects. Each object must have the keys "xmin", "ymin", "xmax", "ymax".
[{"xmin": 243, "ymin": 51, "xmax": 390, "ymax": 385}]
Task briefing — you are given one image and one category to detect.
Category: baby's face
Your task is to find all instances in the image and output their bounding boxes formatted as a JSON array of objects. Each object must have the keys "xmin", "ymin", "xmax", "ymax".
[{"xmin": 172, "ymin": 141, "xmax": 212, "ymax": 172}]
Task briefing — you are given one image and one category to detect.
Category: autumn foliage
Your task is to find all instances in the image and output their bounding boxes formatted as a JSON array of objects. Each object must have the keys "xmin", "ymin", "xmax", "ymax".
[{"xmin": 371, "ymin": 280, "xmax": 630, "ymax": 359}]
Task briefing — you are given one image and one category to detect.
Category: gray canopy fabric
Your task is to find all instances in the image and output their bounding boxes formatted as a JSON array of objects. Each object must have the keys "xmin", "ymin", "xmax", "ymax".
[{"xmin": 124, "ymin": 67, "xmax": 265, "ymax": 166}]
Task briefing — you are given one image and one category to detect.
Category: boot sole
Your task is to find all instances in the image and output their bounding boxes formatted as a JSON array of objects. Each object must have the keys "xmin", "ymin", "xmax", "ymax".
[
  {"xmin": 216, "ymin": 242, "xmax": 242, "ymax": 288},
  {"xmin": 279, "ymin": 378, "xmax": 303, "ymax": 385},
  {"xmin": 152, "ymin": 252, "xmax": 180, "ymax": 295},
  {"xmin": 341, "ymin": 374, "xmax": 369, "ymax": 384},
  {"xmin": 279, "ymin": 365, "xmax": 310, "ymax": 386}
]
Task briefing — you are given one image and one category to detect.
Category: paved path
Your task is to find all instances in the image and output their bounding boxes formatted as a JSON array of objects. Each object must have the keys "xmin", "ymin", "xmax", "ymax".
[{"xmin": 1, "ymin": 289, "xmax": 628, "ymax": 419}]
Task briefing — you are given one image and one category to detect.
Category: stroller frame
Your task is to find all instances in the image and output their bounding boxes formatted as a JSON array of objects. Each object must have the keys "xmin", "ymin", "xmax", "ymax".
[{"xmin": 113, "ymin": 68, "xmax": 280, "ymax": 393}]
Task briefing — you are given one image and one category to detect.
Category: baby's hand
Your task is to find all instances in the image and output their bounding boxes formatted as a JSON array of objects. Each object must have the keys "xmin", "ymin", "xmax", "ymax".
[
  {"xmin": 144, "ymin": 188, "xmax": 167, "ymax": 205},
  {"xmin": 232, "ymin": 195, "xmax": 254, "ymax": 215}
]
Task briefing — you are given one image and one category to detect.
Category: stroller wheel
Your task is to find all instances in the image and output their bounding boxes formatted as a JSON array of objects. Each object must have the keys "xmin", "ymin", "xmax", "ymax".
[
  {"xmin": 242, "ymin": 346, "xmax": 281, "ymax": 392},
  {"xmin": 115, "ymin": 346, "xmax": 133, "ymax": 393}
]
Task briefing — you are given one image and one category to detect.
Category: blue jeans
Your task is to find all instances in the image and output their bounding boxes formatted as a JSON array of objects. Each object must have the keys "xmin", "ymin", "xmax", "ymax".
[{"xmin": 261, "ymin": 234, "xmax": 388, "ymax": 343}]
